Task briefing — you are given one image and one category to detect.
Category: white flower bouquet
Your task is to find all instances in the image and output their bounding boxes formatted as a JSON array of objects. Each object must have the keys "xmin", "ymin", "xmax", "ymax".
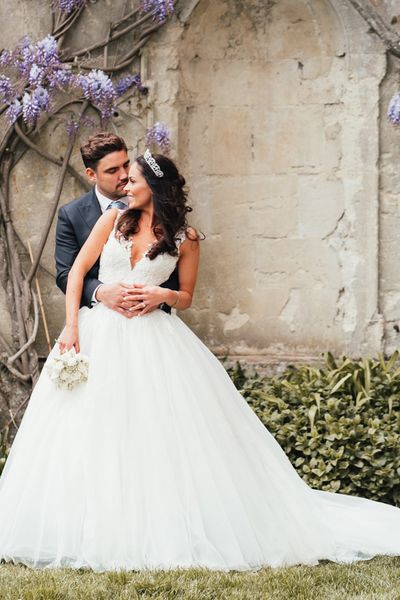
[{"xmin": 46, "ymin": 348, "xmax": 89, "ymax": 390}]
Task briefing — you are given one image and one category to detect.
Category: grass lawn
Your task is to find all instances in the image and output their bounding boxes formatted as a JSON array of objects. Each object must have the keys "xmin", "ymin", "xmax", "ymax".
[{"xmin": 0, "ymin": 556, "xmax": 399, "ymax": 600}]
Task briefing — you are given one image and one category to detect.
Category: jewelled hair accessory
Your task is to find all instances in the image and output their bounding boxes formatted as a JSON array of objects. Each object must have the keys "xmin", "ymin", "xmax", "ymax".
[{"xmin": 144, "ymin": 149, "xmax": 164, "ymax": 178}]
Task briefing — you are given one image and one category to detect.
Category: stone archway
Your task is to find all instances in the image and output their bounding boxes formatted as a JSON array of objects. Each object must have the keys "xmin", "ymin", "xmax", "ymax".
[{"xmin": 175, "ymin": 0, "xmax": 386, "ymax": 360}]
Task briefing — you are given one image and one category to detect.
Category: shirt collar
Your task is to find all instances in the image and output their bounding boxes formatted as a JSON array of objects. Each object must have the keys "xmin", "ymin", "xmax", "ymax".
[{"xmin": 95, "ymin": 185, "xmax": 129, "ymax": 213}]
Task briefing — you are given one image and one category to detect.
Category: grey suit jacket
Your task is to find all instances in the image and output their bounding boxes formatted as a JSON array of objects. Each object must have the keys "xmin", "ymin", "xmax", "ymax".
[{"xmin": 55, "ymin": 187, "xmax": 179, "ymax": 311}]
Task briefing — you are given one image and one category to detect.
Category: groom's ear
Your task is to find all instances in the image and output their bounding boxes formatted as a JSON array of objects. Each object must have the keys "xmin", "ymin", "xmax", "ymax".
[{"xmin": 85, "ymin": 167, "xmax": 97, "ymax": 184}]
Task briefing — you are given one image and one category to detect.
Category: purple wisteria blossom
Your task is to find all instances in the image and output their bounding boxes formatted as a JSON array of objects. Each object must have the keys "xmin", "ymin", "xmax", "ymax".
[
  {"xmin": 141, "ymin": 0, "xmax": 174, "ymax": 22},
  {"xmin": 0, "ymin": 35, "xmax": 65, "ymax": 125},
  {"xmin": 55, "ymin": 0, "xmax": 86, "ymax": 14},
  {"xmin": 36, "ymin": 35, "xmax": 59, "ymax": 65},
  {"xmin": 114, "ymin": 74, "xmax": 148, "ymax": 97},
  {"xmin": 1, "ymin": 35, "xmax": 119, "ymax": 125},
  {"xmin": 388, "ymin": 92, "xmax": 400, "ymax": 125},
  {"xmin": 0, "ymin": 75, "xmax": 16, "ymax": 104},
  {"xmin": 34, "ymin": 86, "xmax": 50, "ymax": 110},
  {"xmin": 66, "ymin": 114, "xmax": 95, "ymax": 138},
  {"xmin": 66, "ymin": 118, "xmax": 79, "ymax": 138},
  {"xmin": 0, "ymin": 34, "xmax": 75, "ymax": 125},
  {"xmin": 5, "ymin": 35, "xmax": 62, "ymax": 80},
  {"xmin": 80, "ymin": 115, "xmax": 96, "ymax": 129},
  {"xmin": 145, "ymin": 121, "xmax": 171, "ymax": 153},
  {"xmin": 21, "ymin": 87, "xmax": 50, "ymax": 125},
  {"xmin": 5, "ymin": 100, "xmax": 22, "ymax": 124},
  {"xmin": 47, "ymin": 66, "xmax": 72, "ymax": 90},
  {"xmin": 16, "ymin": 38, "xmax": 37, "ymax": 78},
  {"xmin": 0, "ymin": 50, "xmax": 13, "ymax": 67},
  {"xmin": 0, "ymin": 32, "xmax": 158, "ymax": 129},
  {"xmin": 29, "ymin": 64, "xmax": 45, "ymax": 87},
  {"xmin": 75, "ymin": 70, "xmax": 116, "ymax": 119},
  {"xmin": 22, "ymin": 92, "xmax": 41, "ymax": 125}
]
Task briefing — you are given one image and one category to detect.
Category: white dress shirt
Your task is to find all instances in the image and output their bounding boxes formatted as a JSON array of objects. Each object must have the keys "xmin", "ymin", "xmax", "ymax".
[
  {"xmin": 95, "ymin": 185, "xmax": 129, "ymax": 213},
  {"xmin": 91, "ymin": 186, "xmax": 129, "ymax": 304}
]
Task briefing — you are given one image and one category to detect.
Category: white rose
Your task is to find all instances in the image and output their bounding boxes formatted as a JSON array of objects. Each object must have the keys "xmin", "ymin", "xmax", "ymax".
[{"xmin": 78, "ymin": 363, "xmax": 88, "ymax": 375}]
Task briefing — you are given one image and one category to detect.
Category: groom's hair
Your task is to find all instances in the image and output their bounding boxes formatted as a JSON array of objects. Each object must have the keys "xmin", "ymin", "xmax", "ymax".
[{"xmin": 80, "ymin": 132, "xmax": 127, "ymax": 170}]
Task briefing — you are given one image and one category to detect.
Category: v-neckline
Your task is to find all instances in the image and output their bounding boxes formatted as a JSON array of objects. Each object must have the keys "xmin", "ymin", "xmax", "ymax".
[
  {"xmin": 127, "ymin": 239, "xmax": 157, "ymax": 271},
  {"xmin": 129, "ymin": 250, "xmax": 149, "ymax": 271},
  {"xmin": 113, "ymin": 214, "xmax": 158, "ymax": 271}
]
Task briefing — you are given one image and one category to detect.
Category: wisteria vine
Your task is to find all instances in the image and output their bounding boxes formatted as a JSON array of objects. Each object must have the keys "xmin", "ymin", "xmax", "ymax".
[
  {"xmin": 0, "ymin": 0, "xmax": 174, "ymax": 439},
  {"xmin": 0, "ymin": 36, "xmax": 151, "ymax": 125},
  {"xmin": 56, "ymin": 0, "xmax": 174, "ymax": 21}
]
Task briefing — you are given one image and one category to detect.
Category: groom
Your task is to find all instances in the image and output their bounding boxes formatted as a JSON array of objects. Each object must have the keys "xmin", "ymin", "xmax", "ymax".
[{"xmin": 55, "ymin": 132, "xmax": 179, "ymax": 317}]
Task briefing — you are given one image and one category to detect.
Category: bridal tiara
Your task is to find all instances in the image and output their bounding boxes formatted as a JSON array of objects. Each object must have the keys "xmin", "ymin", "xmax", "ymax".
[{"xmin": 144, "ymin": 149, "xmax": 164, "ymax": 178}]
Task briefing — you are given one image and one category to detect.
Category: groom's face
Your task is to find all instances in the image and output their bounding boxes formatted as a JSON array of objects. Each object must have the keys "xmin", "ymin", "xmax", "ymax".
[{"xmin": 86, "ymin": 149, "xmax": 130, "ymax": 199}]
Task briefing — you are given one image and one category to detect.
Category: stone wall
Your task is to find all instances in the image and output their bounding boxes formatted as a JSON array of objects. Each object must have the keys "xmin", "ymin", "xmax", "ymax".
[
  {"xmin": 155, "ymin": 0, "xmax": 389, "ymax": 360},
  {"xmin": 1, "ymin": 0, "xmax": 400, "ymax": 363},
  {"xmin": 379, "ymin": 52, "xmax": 400, "ymax": 356}
]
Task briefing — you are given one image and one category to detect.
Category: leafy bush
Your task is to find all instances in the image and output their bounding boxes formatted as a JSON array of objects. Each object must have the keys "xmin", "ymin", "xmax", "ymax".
[{"xmin": 228, "ymin": 352, "xmax": 400, "ymax": 506}]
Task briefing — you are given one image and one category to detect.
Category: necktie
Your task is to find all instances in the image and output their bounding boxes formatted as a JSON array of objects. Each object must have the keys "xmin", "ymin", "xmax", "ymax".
[{"xmin": 106, "ymin": 200, "xmax": 127, "ymax": 210}]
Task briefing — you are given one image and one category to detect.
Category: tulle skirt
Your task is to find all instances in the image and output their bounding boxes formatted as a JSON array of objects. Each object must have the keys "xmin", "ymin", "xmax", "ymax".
[{"xmin": 0, "ymin": 305, "xmax": 399, "ymax": 571}]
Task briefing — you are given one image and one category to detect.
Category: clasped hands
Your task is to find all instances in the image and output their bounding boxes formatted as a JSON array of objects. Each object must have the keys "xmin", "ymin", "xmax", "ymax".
[{"xmin": 96, "ymin": 282, "xmax": 168, "ymax": 318}]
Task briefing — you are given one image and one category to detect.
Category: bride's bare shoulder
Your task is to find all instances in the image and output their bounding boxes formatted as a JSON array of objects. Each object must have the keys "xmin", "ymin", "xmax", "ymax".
[
  {"xmin": 93, "ymin": 208, "xmax": 118, "ymax": 232},
  {"xmin": 84, "ymin": 209, "xmax": 118, "ymax": 248},
  {"xmin": 185, "ymin": 226, "xmax": 200, "ymax": 240},
  {"xmin": 98, "ymin": 207, "xmax": 118, "ymax": 224},
  {"xmin": 178, "ymin": 226, "xmax": 201, "ymax": 258}
]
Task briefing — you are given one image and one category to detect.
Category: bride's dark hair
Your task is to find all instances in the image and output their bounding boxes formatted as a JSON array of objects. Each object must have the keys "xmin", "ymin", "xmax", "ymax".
[{"xmin": 116, "ymin": 153, "xmax": 201, "ymax": 259}]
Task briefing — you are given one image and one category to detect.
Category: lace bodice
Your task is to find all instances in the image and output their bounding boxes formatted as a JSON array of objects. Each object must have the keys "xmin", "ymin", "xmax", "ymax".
[{"xmin": 98, "ymin": 213, "xmax": 187, "ymax": 285}]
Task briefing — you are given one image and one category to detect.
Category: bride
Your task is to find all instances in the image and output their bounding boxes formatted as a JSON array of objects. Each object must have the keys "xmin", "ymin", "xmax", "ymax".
[{"xmin": 0, "ymin": 150, "xmax": 399, "ymax": 572}]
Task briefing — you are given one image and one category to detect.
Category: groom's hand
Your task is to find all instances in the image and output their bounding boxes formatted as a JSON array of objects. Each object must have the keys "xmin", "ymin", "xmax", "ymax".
[{"xmin": 96, "ymin": 283, "xmax": 139, "ymax": 318}]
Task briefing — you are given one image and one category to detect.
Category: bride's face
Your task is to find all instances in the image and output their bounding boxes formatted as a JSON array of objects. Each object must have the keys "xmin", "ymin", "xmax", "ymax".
[{"xmin": 124, "ymin": 162, "xmax": 152, "ymax": 210}]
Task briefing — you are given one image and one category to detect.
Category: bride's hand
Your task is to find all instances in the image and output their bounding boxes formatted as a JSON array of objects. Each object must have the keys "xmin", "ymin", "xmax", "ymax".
[
  {"xmin": 58, "ymin": 325, "xmax": 80, "ymax": 354},
  {"xmin": 124, "ymin": 284, "xmax": 167, "ymax": 315}
]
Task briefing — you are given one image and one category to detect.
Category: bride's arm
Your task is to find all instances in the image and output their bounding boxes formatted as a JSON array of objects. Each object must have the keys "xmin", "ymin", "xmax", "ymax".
[
  {"xmin": 58, "ymin": 209, "xmax": 117, "ymax": 353},
  {"xmin": 167, "ymin": 228, "xmax": 200, "ymax": 310}
]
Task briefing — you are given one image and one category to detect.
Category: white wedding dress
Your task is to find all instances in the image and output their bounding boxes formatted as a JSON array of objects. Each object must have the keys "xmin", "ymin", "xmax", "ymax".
[{"xmin": 0, "ymin": 216, "xmax": 400, "ymax": 572}]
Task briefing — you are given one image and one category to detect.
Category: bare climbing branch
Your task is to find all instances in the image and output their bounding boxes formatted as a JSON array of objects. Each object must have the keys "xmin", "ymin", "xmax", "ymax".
[
  {"xmin": 14, "ymin": 121, "xmax": 90, "ymax": 191},
  {"xmin": 26, "ymin": 101, "xmax": 90, "ymax": 284},
  {"xmin": 346, "ymin": 0, "xmax": 400, "ymax": 58}
]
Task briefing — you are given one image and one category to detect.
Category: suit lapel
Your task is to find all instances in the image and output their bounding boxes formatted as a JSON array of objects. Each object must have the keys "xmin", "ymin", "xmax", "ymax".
[{"xmin": 77, "ymin": 188, "xmax": 102, "ymax": 230}]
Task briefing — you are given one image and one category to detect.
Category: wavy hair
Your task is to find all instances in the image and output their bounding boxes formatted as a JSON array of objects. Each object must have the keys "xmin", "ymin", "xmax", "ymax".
[
  {"xmin": 116, "ymin": 153, "xmax": 202, "ymax": 259},
  {"xmin": 80, "ymin": 132, "xmax": 127, "ymax": 170}
]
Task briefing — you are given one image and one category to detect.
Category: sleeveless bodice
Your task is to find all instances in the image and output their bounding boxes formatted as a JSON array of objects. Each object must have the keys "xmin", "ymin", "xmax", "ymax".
[{"xmin": 98, "ymin": 213, "xmax": 186, "ymax": 286}]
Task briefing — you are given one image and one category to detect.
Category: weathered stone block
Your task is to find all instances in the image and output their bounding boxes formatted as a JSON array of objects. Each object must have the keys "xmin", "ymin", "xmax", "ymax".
[{"xmin": 297, "ymin": 176, "xmax": 344, "ymax": 238}]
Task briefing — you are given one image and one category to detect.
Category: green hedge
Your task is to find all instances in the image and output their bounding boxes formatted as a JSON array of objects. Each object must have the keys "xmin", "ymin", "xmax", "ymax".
[{"xmin": 227, "ymin": 352, "xmax": 400, "ymax": 506}]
